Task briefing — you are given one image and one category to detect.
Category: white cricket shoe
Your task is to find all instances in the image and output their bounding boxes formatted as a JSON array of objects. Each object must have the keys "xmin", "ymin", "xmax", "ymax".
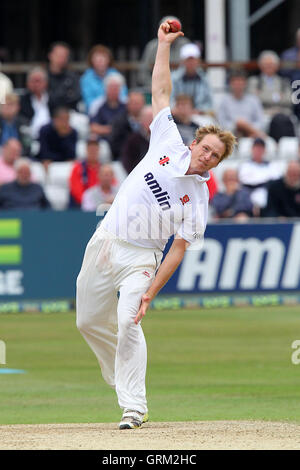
[{"xmin": 119, "ymin": 409, "xmax": 149, "ymax": 430}]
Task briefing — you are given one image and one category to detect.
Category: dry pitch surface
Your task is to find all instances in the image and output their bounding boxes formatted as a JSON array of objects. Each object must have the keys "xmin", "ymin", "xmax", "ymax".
[{"xmin": 1, "ymin": 421, "xmax": 300, "ymax": 450}]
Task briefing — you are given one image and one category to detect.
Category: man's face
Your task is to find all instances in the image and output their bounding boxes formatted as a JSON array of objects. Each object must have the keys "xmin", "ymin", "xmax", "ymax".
[
  {"xmin": 106, "ymin": 81, "xmax": 121, "ymax": 102},
  {"xmin": 49, "ymin": 46, "xmax": 70, "ymax": 70},
  {"xmin": 0, "ymin": 100, "xmax": 19, "ymax": 121},
  {"xmin": 127, "ymin": 93, "xmax": 145, "ymax": 117},
  {"xmin": 230, "ymin": 76, "xmax": 246, "ymax": 96},
  {"xmin": 189, "ymin": 134, "xmax": 225, "ymax": 175},
  {"xmin": 28, "ymin": 72, "xmax": 48, "ymax": 95},
  {"xmin": 175, "ymin": 99, "xmax": 193, "ymax": 120},
  {"xmin": 259, "ymin": 57, "xmax": 278, "ymax": 76},
  {"xmin": 3, "ymin": 139, "xmax": 22, "ymax": 164},
  {"xmin": 17, "ymin": 164, "xmax": 31, "ymax": 185},
  {"xmin": 53, "ymin": 112, "xmax": 70, "ymax": 134},
  {"xmin": 99, "ymin": 165, "xmax": 114, "ymax": 186},
  {"xmin": 252, "ymin": 144, "xmax": 265, "ymax": 163},
  {"xmin": 86, "ymin": 142, "xmax": 99, "ymax": 164},
  {"xmin": 184, "ymin": 57, "xmax": 199, "ymax": 75},
  {"xmin": 285, "ymin": 161, "xmax": 300, "ymax": 188}
]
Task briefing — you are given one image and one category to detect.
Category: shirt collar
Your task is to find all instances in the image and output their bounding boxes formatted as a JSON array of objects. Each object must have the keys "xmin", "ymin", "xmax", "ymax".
[{"xmin": 172, "ymin": 149, "xmax": 211, "ymax": 183}]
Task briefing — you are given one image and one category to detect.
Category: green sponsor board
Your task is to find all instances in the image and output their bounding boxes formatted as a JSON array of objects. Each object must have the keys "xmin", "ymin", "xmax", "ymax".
[
  {"xmin": 0, "ymin": 220, "xmax": 21, "ymax": 239},
  {"xmin": 0, "ymin": 246, "xmax": 22, "ymax": 265},
  {"xmin": 0, "ymin": 220, "xmax": 22, "ymax": 266}
]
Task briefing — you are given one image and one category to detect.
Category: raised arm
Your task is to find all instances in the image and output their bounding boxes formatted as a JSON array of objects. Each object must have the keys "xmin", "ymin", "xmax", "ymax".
[{"xmin": 152, "ymin": 20, "xmax": 184, "ymax": 118}]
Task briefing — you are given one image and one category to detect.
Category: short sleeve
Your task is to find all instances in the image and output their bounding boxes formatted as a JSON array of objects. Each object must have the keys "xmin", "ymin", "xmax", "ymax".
[
  {"xmin": 149, "ymin": 107, "xmax": 184, "ymax": 148},
  {"xmin": 176, "ymin": 197, "xmax": 208, "ymax": 249}
]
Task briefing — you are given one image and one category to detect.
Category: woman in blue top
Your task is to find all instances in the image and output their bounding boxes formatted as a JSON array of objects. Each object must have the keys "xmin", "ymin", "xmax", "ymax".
[{"xmin": 80, "ymin": 44, "xmax": 128, "ymax": 113}]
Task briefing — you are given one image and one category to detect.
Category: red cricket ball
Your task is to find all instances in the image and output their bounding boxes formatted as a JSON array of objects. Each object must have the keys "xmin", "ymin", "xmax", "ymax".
[{"xmin": 169, "ymin": 20, "xmax": 182, "ymax": 33}]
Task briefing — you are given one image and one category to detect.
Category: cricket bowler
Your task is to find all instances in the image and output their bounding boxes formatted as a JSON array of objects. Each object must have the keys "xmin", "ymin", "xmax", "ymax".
[{"xmin": 76, "ymin": 19, "xmax": 236, "ymax": 429}]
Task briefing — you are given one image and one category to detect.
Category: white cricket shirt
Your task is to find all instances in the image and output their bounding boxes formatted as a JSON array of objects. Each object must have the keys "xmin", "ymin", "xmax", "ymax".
[{"xmin": 100, "ymin": 107, "xmax": 210, "ymax": 251}]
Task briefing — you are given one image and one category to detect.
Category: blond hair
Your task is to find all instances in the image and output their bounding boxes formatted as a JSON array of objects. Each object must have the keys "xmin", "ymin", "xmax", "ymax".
[{"xmin": 194, "ymin": 125, "xmax": 237, "ymax": 161}]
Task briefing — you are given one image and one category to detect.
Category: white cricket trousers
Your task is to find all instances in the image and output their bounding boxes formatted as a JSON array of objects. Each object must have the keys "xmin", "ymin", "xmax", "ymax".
[{"xmin": 76, "ymin": 226, "xmax": 163, "ymax": 414}]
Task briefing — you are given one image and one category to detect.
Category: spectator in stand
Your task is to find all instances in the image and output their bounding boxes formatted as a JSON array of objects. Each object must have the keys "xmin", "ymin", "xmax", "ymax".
[
  {"xmin": 211, "ymin": 168, "xmax": 253, "ymax": 220},
  {"xmin": 171, "ymin": 43, "xmax": 214, "ymax": 115},
  {"xmin": 47, "ymin": 42, "xmax": 81, "ymax": 112},
  {"xmin": 38, "ymin": 107, "xmax": 77, "ymax": 167},
  {"xmin": 121, "ymin": 105, "xmax": 152, "ymax": 174},
  {"xmin": 265, "ymin": 160, "xmax": 300, "ymax": 217},
  {"xmin": 171, "ymin": 94, "xmax": 198, "ymax": 145},
  {"xmin": 280, "ymin": 28, "xmax": 300, "ymax": 81},
  {"xmin": 0, "ymin": 93, "xmax": 29, "ymax": 153},
  {"xmin": 82, "ymin": 164, "xmax": 118, "ymax": 212},
  {"xmin": 247, "ymin": 51, "xmax": 295, "ymax": 142},
  {"xmin": 239, "ymin": 137, "xmax": 283, "ymax": 215},
  {"xmin": 138, "ymin": 15, "xmax": 190, "ymax": 88},
  {"xmin": 69, "ymin": 137, "xmax": 101, "ymax": 207},
  {"xmin": 0, "ymin": 138, "xmax": 22, "ymax": 185},
  {"xmin": 0, "ymin": 71, "xmax": 13, "ymax": 99},
  {"xmin": 90, "ymin": 74, "xmax": 127, "ymax": 142},
  {"xmin": 80, "ymin": 44, "xmax": 128, "ymax": 113},
  {"xmin": 19, "ymin": 67, "xmax": 51, "ymax": 140},
  {"xmin": 109, "ymin": 91, "xmax": 145, "ymax": 160},
  {"xmin": 218, "ymin": 70, "xmax": 265, "ymax": 138},
  {"xmin": 0, "ymin": 158, "xmax": 50, "ymax": 209}
]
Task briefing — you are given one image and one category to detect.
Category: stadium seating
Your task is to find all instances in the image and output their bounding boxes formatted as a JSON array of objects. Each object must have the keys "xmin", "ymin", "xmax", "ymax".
[
  {"xmin": 277, "ymin": 137, "xmax": 299, "ymax": 160},
  {"xmin": 44, "ymin": 161, "xmax": 74, "ymax": 210},
  {"xmin": 69, "ymin": 111, "xmax": 90, "ymax": 140},
  {"xmin": 237, "ymin": 136, "xmax": 278, "ymax": 161},
  {"xmin": 30, "ymin": 161, "xmax": 46, "ymax": 185}
]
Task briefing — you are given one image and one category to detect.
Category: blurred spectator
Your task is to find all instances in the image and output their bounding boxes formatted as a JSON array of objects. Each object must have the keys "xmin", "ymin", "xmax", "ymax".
[
  {"xmin": 218, "ymin": 70, "xmax": 265, "ymax": 138},
  {"xmin": 39, "ymin": 107, "xmax": 77, "ymax": 166},
  {"xmin": 248, "ymin": 51, "xmax": 295, "ymax": 142},
  {"xmin": 20, "ymin": 67, "xmax": 51, "ymax": 140},
  {"xmin": 0, "ymin": 138, "xmax": 21, "ymax": 184},
  {"xmin": 280, "ymin": 28, "xmax": 300, "ymax": 80},
  {"xmin": 172, "ymin": 94, "xmax": 198, "ymax": 145},
  {"xmin": 239, "ymin": 137, "xmax": 283, "ymax": 215},
  {"xmin": 109, "ymin": 91, "xmax": 145, "ymax": 160},
  {"xmin": 0, "ymin": 93, "xmax": 29, "ymax": 153},
  {"xmin": 0, "ymin": 71, "xmax": 13, "ymax": 99},
  {"xmin": 121, "ymin": 105, "xmax": 152, "ymax": 174},
  {"xmin": 265, "ymin": 160, "xmax": 300, "ymax": 217},
  {"xmin": 90, "ymin": 74, "xmax": 127, "ymax": 142},
  {"xmin": 211, "ymin": 168, "xmax": 253, "ymax": 220},
  {"xmin": 138, "ymin": 16, "xmax": 190, "ymax": 88},
  {"xmin": 171, "ymin": 43, "xmax": 213, "ymax": 115},
  {"xmin": 82, "ymin": 164, "xmax": 118, "ymax": 211},
  {"xmin": 69, "ymin": 137, "xmax": 101, "ymax": 206},
  {"xmin": 80, "ymin": 44, "xmax": 128, "ymax": 112},
  {"xmin": 0, "ymin": 158, "xmax": 50, "ymax": 209},
  {"xmin": 47, "ymin": 42, "xmax": 81, "ymax": 111}
]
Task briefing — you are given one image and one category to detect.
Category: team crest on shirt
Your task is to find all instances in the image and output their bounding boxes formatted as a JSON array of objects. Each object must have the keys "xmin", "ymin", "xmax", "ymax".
[
  {"xmin": 159, "ymin": 156, "xmax": 170, "ymax": 166},
  {"xmin": 180, "ymin": 195, "xmax": 190, "ymax": 205}
]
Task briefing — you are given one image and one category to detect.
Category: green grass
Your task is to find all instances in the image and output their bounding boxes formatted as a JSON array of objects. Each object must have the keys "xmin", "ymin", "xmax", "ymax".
[{"xmin": 0, "ymin": 306, "xmax": 300, "ymax": 424}]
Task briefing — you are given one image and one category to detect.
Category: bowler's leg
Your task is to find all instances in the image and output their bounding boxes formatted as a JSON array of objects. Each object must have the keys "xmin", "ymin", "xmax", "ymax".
[{"xmin": 76, "ymin": 234, "xmax": 118, "ymax": 387}]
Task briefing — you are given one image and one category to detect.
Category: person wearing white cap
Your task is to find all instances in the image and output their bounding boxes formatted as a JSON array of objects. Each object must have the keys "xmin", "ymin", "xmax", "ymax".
[
  {"xmin": 170, "ymin": 42, "xmax": 214, "ymax": 115},
  {"xmin": 137, "ymin": 15, "xmax": 190, "ymax": 88}
]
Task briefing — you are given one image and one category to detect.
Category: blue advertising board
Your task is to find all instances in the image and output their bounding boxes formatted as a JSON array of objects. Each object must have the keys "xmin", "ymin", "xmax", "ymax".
[{"xmin": 0, "ymin": 212, "xmax": 299, "ymax": 305}]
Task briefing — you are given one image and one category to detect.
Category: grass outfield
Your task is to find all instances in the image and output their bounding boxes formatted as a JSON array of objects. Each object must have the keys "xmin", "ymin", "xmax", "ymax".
[{"xmin": 0, "ymin": 306, "xmax": 300, "ymax": 425}]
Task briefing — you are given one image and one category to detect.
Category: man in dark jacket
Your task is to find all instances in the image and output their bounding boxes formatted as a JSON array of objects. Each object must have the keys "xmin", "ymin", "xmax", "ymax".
[
  {"xmin": 265, "ymin": 160, "xmax": 300, "ymax": 217},
  {"xmin": 121, "ymin": 105, "xmax": 152, "ymax": 174},
  {"xmin": 47, "ymin": 42, "xmax": 81, "ymax": 111},
  {"xmin": 0, "ymin": 158, "xmax": 50, "ymax": 209},
  {"xmin": 109, "ymin": 91, "xmax": 145, "ymax": 160},
  {"xmin": 19, "ymin": 67, "xmax": 51, "ymax": 140},
  {"xmin": 38, "ymin": 107, "xmax": 77, "ymax": 166}
]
